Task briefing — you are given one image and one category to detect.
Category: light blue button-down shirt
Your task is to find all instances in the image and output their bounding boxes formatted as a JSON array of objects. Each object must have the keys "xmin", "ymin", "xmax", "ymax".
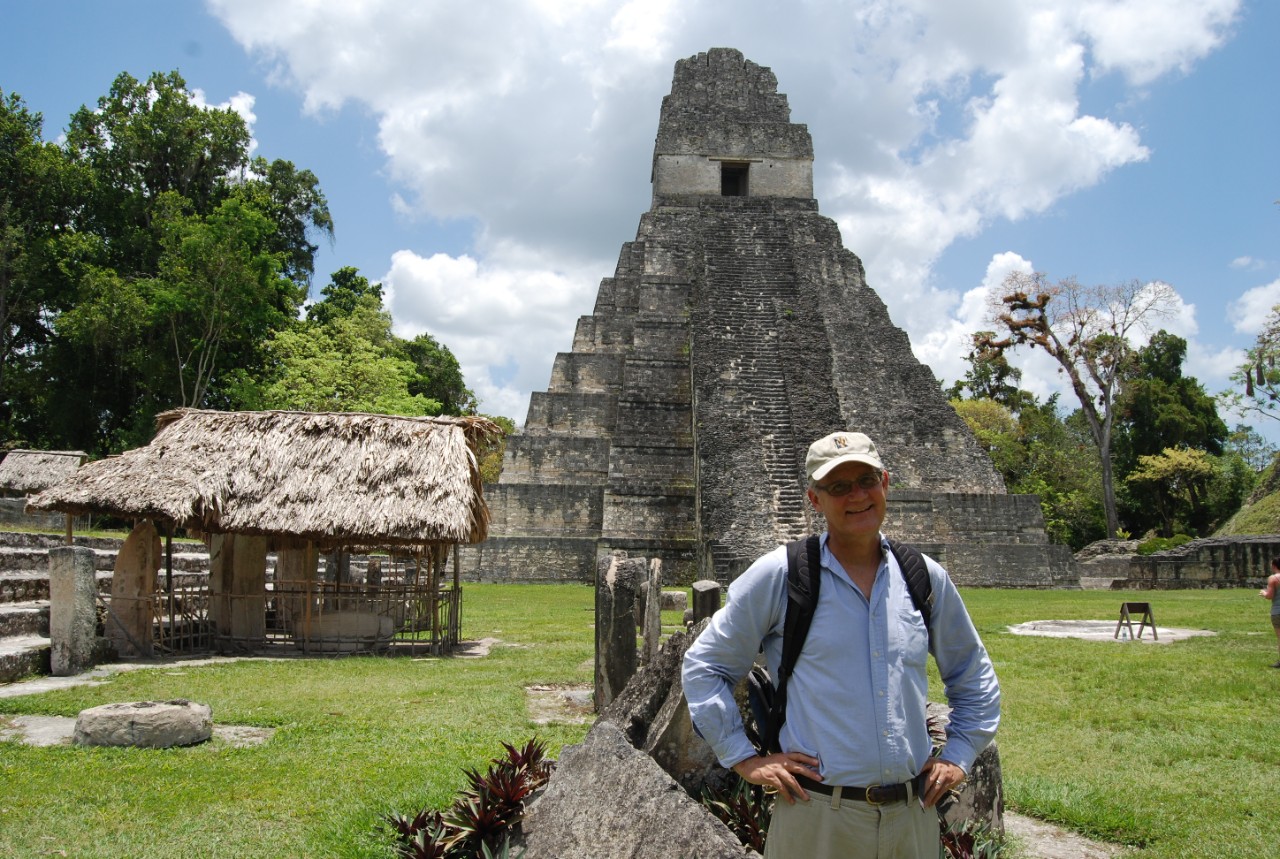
[{"xmin": 682, "ymin": 534, "xmax": 1000, "ymax": 787}]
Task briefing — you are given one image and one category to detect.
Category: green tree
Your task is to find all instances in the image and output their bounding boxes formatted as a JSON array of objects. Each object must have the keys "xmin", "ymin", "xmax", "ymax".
[
  {"xmin": 1115, "ymin": 331, "xmax": 1226, "ymax": 468},
  {"xmin": 475, "ymin": 414, "xmax": 516, "ymax": 483},
  {"xmin": 980, "ymin": 272, "xmax": 1177, "ymax": 538},
  {"xmin": 306, "ymin": 266, "xmax": 383, "ymax": 326},
  {"xmin": 30, "ymin": 70, "xmax": 333, "ymax": 452},
  {"xmin": 146, "ymin": 192, "xmax": 299, "ymax": 407},
  {"xmin": 1112, "ymin": 331, "xmax": 1228, "ymax": 535},
  {"xmin": 398, "ymin": 332, "xmax": 475, "ymax": 416},
  {"xmin": 65, "ymin": 70, "xmax": 252, "ymax": 275},
  {"xmin": 1125, "ymin": 447, "xmax": 1216, "ymax": 537},
  {"xmin": 259, "ymin": 294, "xmax": 440, "ymax": 416},
  {"xmin": 946, "ymin": 332, "xmax": 1035, "ymax": 413},
  {"xmin": 951, "ymin": 393, "xmax": 1105, "ymax": 548},
  {"xmin": 307, "ymin": 267, "xmax": 475, "ymax": 415},
  {"xmin": 0, "ymin": 91, "xmax": 88, "ymax": 437},
  {"xmin": 1224, "ymin": 424, "xmax": 1276, "ymax": 473},
  {"xmin": 235, "ymin": 157, "xmax": 333, "ymax": 288}
]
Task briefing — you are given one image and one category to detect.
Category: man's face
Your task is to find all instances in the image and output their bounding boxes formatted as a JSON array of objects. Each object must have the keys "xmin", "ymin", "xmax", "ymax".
[{"xmin": 806, "ymin": 461, "xmax": 889, "ymax": 540}]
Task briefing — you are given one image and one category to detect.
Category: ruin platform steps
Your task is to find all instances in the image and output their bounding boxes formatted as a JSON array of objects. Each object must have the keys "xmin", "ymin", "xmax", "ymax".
[
  {"xmin": 0, "ymin": 601, "xmax": 49, "ymax": 638},
  {"xmin": 0, "ymin": 634, "xmax": 50, "ymax": 684},
  {"xmin": 0, "ymin": 570, "xmax": 115, "ymax": 603},
  {"xmin": 0, "ymin": 546, "xmax": 211, "ymax": 574}
]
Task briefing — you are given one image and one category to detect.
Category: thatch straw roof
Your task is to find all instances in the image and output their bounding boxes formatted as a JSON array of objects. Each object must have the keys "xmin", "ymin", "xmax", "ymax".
[
  {"xmin": 0, "ymin": 450, "xmax": 87, "ymax": 494},
  {"xmin": 28, "ymin": 410, "xmax": 502, "ymax": 550}
]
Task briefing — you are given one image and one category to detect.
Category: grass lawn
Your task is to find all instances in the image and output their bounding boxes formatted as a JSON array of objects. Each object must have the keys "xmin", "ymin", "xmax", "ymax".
[{"xmin": 1, "ymin": 584, "xmax": 1276, "ymax": 858}]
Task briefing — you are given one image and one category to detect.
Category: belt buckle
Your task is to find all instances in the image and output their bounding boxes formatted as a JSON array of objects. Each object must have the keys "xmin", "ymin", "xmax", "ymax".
[{"xmin": 863, "ymin": 784, "xmax": 886, "ymax": 805}]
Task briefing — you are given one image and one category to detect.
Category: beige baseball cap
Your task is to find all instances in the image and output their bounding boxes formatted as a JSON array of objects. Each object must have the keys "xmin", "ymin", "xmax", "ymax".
[{"xmin": 805, "ymin": 431, "xmax": 884, "ymax": 482}]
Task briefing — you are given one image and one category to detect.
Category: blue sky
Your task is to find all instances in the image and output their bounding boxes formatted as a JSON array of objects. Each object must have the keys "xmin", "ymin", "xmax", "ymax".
[{"xmin": 4, "ymin": 0, "xmax": 1277, "ymax": 436}]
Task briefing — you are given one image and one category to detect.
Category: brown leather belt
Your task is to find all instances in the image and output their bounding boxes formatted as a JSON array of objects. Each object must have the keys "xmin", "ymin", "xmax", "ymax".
[{"xmin": 796, "ymin": 774, "xmax": 925, "ymax": 805}]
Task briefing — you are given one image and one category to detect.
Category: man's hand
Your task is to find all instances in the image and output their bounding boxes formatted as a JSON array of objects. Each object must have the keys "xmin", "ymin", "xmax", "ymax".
[
  {"xmin": 919, "ymin": 758, "xmax": 966, "ymax": 809},
  {"xmin": 731, "ymin": 752, "xmax": 823, "ymax": 804}
]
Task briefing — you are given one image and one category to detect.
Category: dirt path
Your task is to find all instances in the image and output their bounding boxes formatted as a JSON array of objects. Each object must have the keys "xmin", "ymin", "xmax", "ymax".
[{"xmin": 1005, "ymin": 812, "xmax": 1124, "ymax": 858}]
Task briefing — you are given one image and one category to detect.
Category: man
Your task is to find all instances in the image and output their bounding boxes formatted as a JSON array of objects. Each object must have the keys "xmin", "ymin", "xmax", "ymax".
[{"xmin": 682, "ymin": 431, "xmax": 1000, "ymax": 858}]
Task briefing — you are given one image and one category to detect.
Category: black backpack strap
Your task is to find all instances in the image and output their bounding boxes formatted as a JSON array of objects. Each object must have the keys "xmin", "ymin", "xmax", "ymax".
[
  {"xmin": 887, "ymin": 538, "xmax": 934, "ymax": 651},
  {"xmin": 763, "ymin": 534, "xmax": 821, "ymax": 754}
]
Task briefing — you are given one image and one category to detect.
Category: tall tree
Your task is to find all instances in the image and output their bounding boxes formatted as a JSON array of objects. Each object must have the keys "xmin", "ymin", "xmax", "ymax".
[
  {"xmin": 1115, "ymin": 331, "xmax": 1226, "ymax": 463},
  {"xmin": 65, "ymin": 70, "xmax": 251, "ymax": 275},
  {"xmin": 1125, "ymin": 447, "xmax": 1216, "ymax": 537},
  {"xmin": 234, "ymin": 157, "xmax": 333, "ymax": 289},
  {"xmin": 0, "ymin": 91, "xmax": 87, "ymax": 434},
  {"xmin": 979, "ymin": 272, "xmax": 1177, "ymax": 538},
  {"xmin": 398, "ymin": 332, "xmax": 475, "ymax": 416},
  {"xmin": 1111, "ymin": 331, "xmax": 1229, "ymax": 536},
  {"xmin": 306, "ymin": 266, "xmax": 383, "ymax": 326},
  {"xmin": 34, "ymin": 70, "xmax": 333, "ymax": 452},
  {"xmin": 1224, "ymin": 424, "xmax": 1276, "ymax": 473},
  {"xmin": 146, "ymin": 192, "xmax": 299, "ymax": 407}
]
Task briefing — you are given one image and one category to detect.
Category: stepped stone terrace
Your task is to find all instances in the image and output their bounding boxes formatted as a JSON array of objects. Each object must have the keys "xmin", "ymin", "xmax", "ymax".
[{"xmin": 462, "ymin": 48, "xmax": 1077, "ymax": 588}]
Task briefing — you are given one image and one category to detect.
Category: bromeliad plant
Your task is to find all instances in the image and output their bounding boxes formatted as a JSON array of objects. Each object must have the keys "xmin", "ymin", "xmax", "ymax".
[
  {"xmin": 385, "ymin": 738, "xmax": 554, "ymax": 859},
  {"xmin": 700, "ymin": 777, "xmax": 771, "ymax": 852}
]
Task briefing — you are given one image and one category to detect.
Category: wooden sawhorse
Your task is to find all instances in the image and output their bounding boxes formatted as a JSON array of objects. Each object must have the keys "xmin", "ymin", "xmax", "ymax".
[{"xmin": 1114, "ymin": 601, "xmax": 1157, "ymax": 640}]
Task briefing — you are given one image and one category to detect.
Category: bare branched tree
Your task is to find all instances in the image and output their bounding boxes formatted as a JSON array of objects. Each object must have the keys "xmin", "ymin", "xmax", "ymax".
[
  {"xmin": 978, "ymin": 272, "xmax": 1177, "ymax": 537},
  {"xmin": 1223, "ymin": 305, "xmax": 1280, "ymax": 425}
]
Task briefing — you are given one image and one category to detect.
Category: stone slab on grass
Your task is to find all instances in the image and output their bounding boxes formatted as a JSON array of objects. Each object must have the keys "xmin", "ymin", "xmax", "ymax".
[{"xmin": 73, "ymin": 699, "xmax": 213, "ymax": 748}]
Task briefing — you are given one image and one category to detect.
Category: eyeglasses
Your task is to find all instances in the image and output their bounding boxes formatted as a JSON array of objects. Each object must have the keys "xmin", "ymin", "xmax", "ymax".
[{"xmin": 814, "ymin": 472, "xmax": 884, "ymax": 496}]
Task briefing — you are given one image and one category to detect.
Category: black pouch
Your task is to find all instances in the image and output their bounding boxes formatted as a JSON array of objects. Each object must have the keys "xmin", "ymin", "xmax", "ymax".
[{"xmin": 745, "ymin": 663, "xmax": 778, "ymax": 754}]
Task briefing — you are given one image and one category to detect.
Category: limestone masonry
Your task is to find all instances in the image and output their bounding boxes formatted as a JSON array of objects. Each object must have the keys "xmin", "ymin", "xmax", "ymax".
[{"xmin": 463, "ymin": 48, "xmax": 1076, "ymax": 586}]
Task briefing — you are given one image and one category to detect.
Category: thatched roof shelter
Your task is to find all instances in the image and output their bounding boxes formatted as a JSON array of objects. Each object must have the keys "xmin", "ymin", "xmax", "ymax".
[
  {"xmin": 28, "ymin": 409, "xmax": 502, "ymax": 551},
  {"xmin": 0, "ymin": 450, "xmax": 88, "ymax": 495}
]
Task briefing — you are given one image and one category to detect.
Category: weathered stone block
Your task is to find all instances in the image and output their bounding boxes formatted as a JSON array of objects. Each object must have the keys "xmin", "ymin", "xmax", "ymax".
[
  {"xmin": 74, "ymin": 700, "xmax": 213, "ymax": 748},
  {"xmin": 595, "ymin": 554, "xmax": 645, "ymax": 709},
  {"xmin": 660, "ymin": 590, "xmax": 688, "ymax": 612},
  {"xmin": 48, "ymin": 546, "xmax": 97, "ymax": 676},
  {"xmin": 519, "ymin": 721, "xmax": 755, "ymax": 859}
]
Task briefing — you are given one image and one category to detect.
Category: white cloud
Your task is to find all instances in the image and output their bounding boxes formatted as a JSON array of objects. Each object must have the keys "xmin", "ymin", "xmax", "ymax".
[
  {"xmin": 1227, "ymin": 278, "xmax": 1280, "ymax": 335},
  {"xmin": 382, "ymin": 247, "xmax": 603, "ymax": 420},
  {"xmin": 207, "ymin": 0, "xmax": 1243, "ymax": 420},
  {"xmin": 1076, "ymin": 0, "xmax": 1240, "ymax": 85}
]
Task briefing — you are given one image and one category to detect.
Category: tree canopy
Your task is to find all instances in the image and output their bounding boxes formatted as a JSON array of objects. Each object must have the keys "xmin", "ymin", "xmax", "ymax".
[{"xmin": 0, "ymin": 72, "xmax": 491, "ymax": 457}]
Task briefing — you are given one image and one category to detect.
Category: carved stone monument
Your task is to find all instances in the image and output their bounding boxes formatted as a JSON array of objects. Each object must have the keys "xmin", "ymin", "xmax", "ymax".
[{"xmin": 464, "ymin": 48, "xmax": 1076, "ymax": 587}]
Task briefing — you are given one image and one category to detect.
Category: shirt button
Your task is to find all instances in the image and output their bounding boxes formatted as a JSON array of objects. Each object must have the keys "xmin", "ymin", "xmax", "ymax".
[
  {"xmin": 877, "ymin": 690, "xmax": 884, "ymax": 697},
  {"xmin": 883, "ymin": 730, "xmax": 889, "ymax": 737}
]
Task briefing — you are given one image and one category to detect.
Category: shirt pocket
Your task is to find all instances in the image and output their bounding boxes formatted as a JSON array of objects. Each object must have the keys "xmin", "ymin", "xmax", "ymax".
[{"xmin": 895, "ymin": 597, "xmax": 929, "ymax": 668}]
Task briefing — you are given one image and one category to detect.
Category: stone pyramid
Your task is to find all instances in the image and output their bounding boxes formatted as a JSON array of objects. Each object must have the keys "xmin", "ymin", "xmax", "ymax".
[{"xmin": 462, "ymin": 48, "xmax": 1076, "ymax": 587}]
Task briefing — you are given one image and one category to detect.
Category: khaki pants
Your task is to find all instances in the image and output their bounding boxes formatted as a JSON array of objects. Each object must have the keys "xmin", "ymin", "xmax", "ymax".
[{"xmin": 764, "ymin": 790, "xmax": 942, "ymax": 859}]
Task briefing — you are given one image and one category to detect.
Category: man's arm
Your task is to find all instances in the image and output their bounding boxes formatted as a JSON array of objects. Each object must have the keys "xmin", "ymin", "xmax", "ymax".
[
  {"xmin": 926, "ymin": 558, "xmax": 1001, "ymax": 773},
  {"xmin": 681, "ymin": 550, "xmax": 785, "ymax": 769},
  {"xmin": 681, "ymin": 547, "xmax": 822, "ymax": 803}
]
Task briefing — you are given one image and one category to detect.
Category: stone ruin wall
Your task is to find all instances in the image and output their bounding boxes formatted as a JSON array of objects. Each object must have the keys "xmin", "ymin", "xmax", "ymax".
[{"xmin": 1127, "ymin": 536, "xmax": 1280, "ymax": 589}]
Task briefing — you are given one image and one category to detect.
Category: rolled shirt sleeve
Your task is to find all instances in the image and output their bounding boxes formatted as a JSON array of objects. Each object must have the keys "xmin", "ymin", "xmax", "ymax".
[
  {"xmin": 924, "ymin": 553, "xmax": 1001, "ymax": 773},
  {"xmin": 681, "ymin": 547, "xmax": 788, "ymax": 769}
]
